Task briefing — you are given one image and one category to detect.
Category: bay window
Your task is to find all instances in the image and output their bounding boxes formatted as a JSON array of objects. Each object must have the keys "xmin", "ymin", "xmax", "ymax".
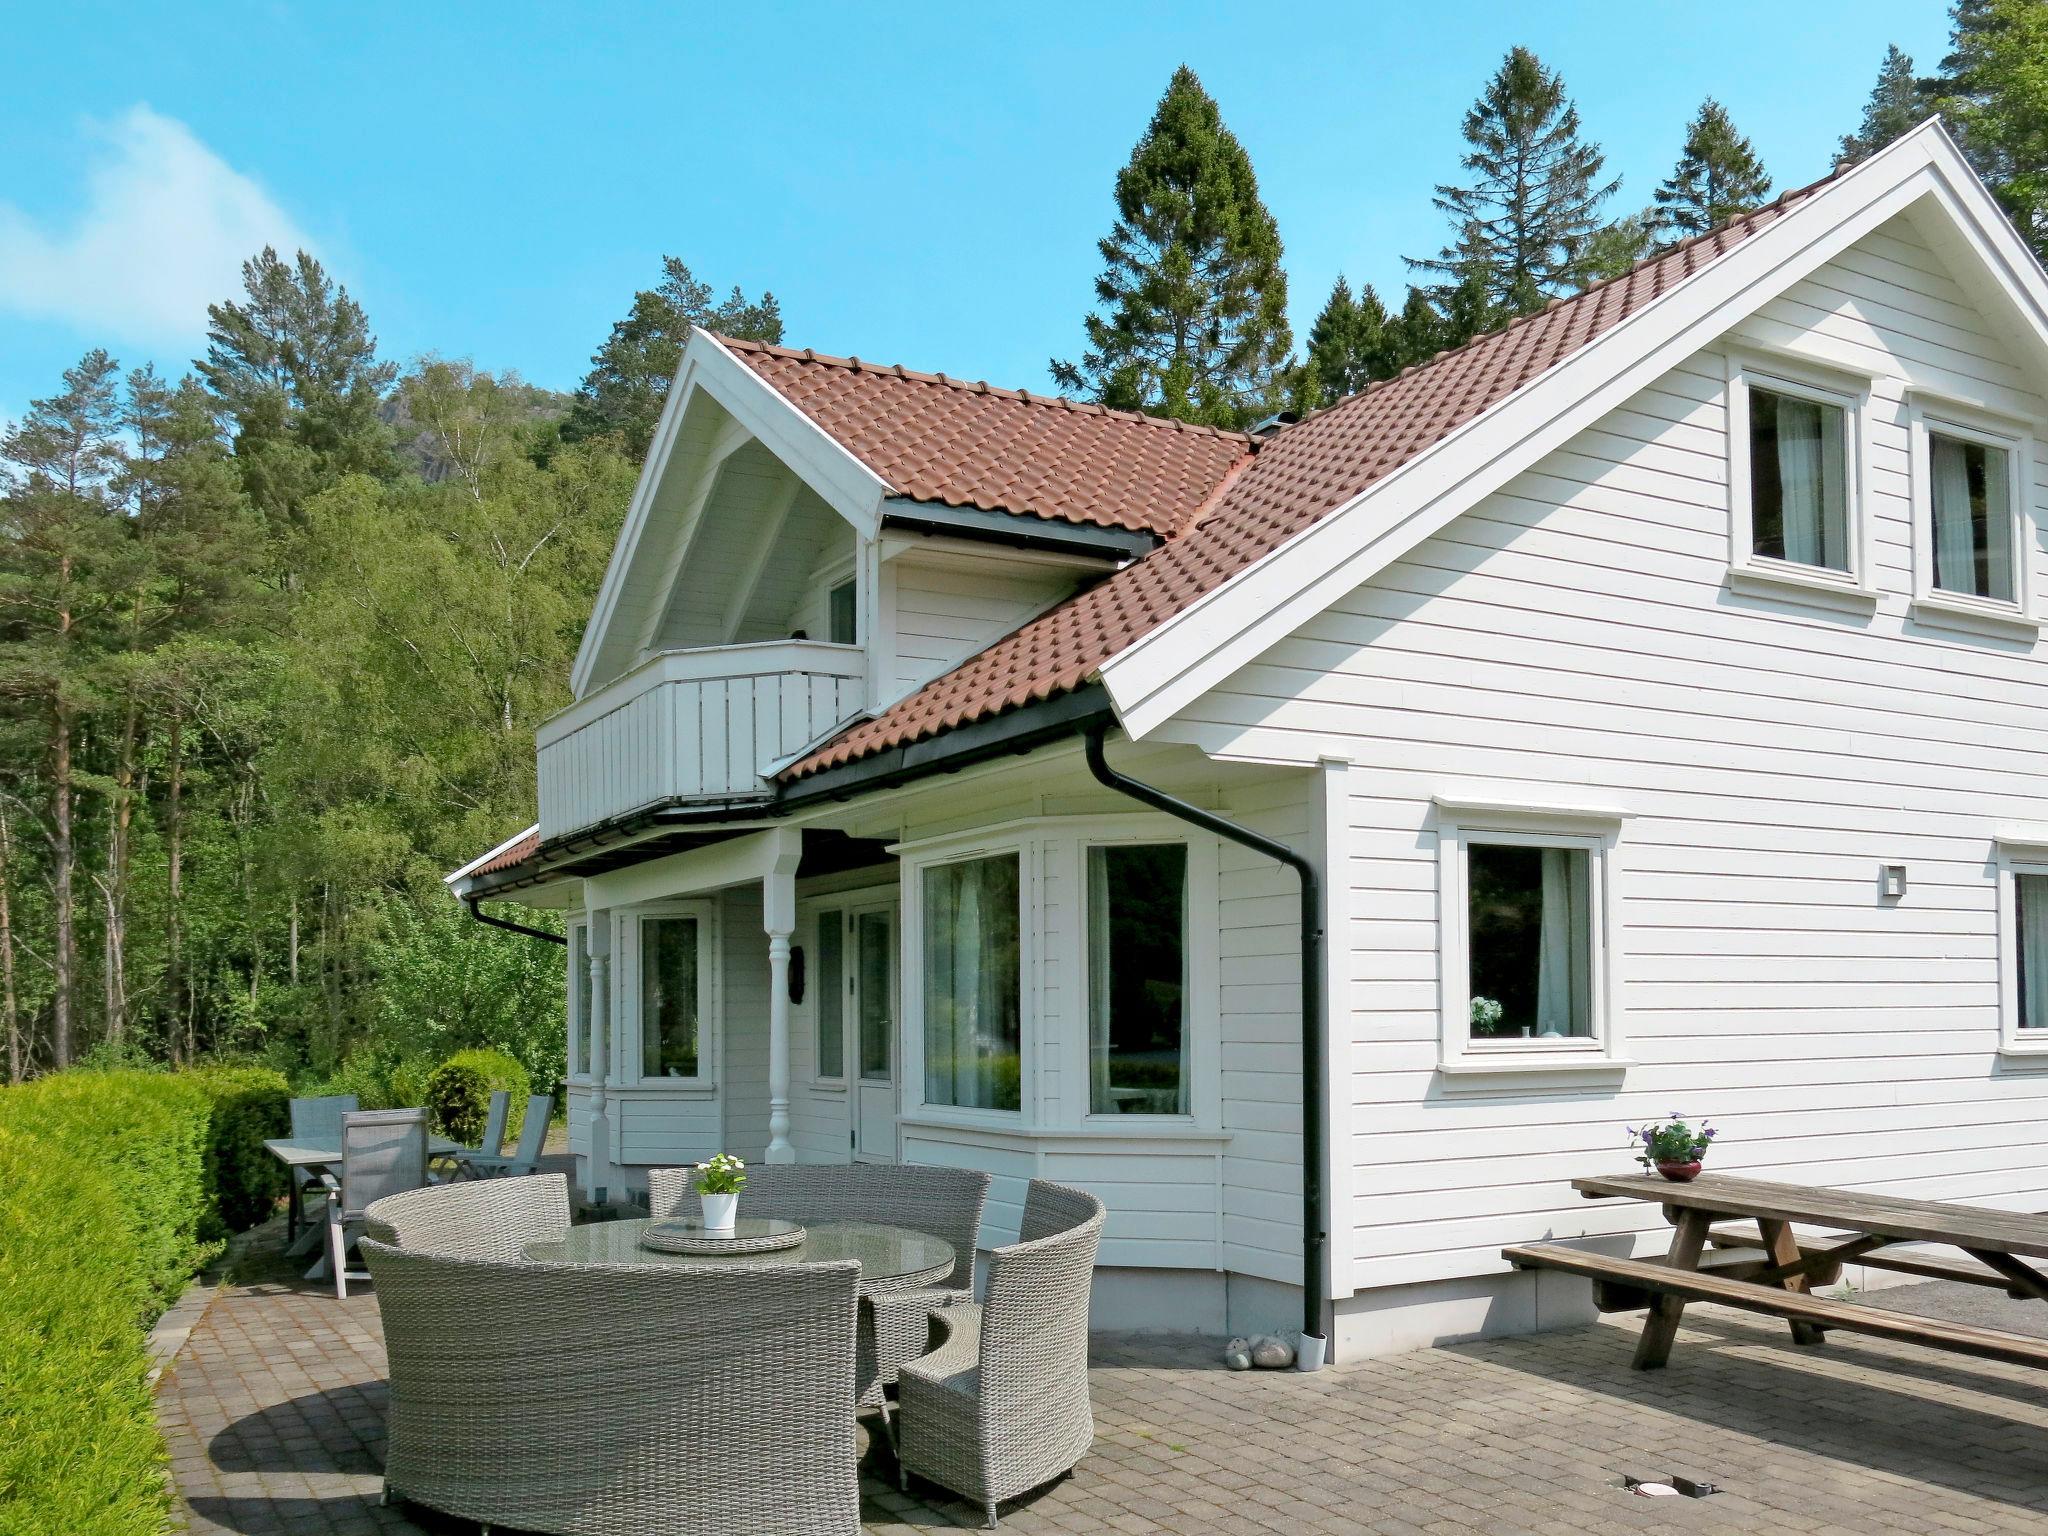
[
  {"xmin": 637, "ymin": 909, "xmax": 709, "ymax": 1081},
  {"xmin": 1086, "ymin": 843, "xmax": 1189, "ymax": 1115},
  {"xmin": 921, "ymin": 852, "xmax": 1022, "ymax": 1112}
]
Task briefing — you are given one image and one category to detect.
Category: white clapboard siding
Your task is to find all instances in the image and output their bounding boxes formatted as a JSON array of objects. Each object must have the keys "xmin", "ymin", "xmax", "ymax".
[
  {"xmin": 888, "ymin": 554, "xmax": 1075, "ymax": 698},
  {"xmin": 1162, "ymin": 210, "xmax": 2048, "ymax": 1296},
  {"xmin": 719, "ymin": 887, "xmax": 771, "ymax": 1162},
  {"xmin": 537, "ymin": 640, "xmax": 864, "ymax": 836}
]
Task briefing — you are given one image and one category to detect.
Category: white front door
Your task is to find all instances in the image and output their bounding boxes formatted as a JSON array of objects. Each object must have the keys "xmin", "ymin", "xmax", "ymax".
[{"xmin": 849, "ymin": 904, "xmax": 898, "ymax": 1163}]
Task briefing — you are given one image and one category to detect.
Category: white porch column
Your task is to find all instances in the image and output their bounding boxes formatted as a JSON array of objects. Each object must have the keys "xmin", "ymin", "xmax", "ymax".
[
  {"xmin": 584, "ymin": 906, "xmax": 621, "ymax": 1201},
  {"xmin": 763, "ymin": 830, "xmax": 803, "ymax": 1164}
]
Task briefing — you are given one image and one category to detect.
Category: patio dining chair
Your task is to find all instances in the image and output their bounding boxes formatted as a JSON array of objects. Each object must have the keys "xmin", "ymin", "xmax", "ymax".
[
  {"xmin": 647, "ymin": 1160, "xmax": 991, "ymax": 1404},
  {"xmin": 895, "ymin": 1179, "xmax": 1105, "ymax": 1527},
  {"xmin": 457, "ymin": 1092, "xmax": 552, "ymax": 1179},
  {"xmin": 286, "ymin": 1093, "xmax": 357, "ymax": 1244},
  {"xmin": 445, "ymin": 1088, "xmax": 512, "ymax": 1180},
  {"xmin": 322, "ymin": 1108, "xmax": 429, "ymax": 1299}
]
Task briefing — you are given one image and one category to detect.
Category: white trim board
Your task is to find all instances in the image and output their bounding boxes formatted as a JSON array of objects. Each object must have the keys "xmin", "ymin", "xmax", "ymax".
[{"xmin": 1100, "ymin": 123, "xmax": 2048, "ymax": 746}]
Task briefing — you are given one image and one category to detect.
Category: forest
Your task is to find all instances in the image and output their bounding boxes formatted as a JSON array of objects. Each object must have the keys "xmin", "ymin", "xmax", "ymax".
[{"xmin": 0, "ymin": 1, "xmax": 2037, "ymax": 1096}]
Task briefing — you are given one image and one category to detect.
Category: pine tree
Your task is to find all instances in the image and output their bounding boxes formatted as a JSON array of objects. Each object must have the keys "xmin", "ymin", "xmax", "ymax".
[
  {"xmin": 1410, "ymin": 47, "xmax": 1619, "ymax": 316},
  {"xmin": 198, "ymin": 247, "xmax": 398, "ymax": 522},
  {"xmin": 1297, "ymin": 277, "xmax": 1396, "ymax": 408},
  {"xmin": 563, "ymin": 258, "xmax": 783, "ymax": 461},
  {"xmin": 1936, "ymin": 0, "xmax": 2048, "ymax": 262},
  {"xmin": 1578, "ymin": 213, "xmax": 1656, "ymax": 287},
  {"xmin": 1652, "ymin": 100, "xmax": 1773, "ymax": 244},
  {"xmin": 1838, "ymin": 45, "xmax": 1930, "ymax": 165},
  {"xmin": 1051, "ymin": 66, "xmax": 1292, "ymax": 428}
]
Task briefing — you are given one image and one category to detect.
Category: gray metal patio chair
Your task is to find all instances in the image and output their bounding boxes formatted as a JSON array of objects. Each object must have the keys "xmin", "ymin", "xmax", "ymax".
[
  {"xmin": 361, "ymin": 1238, "xmax": 861, "ymax": 1535},
  {"xmin": 457, "ymin": 1092, "xmax": 552, "ymax": 1179},
  {"xmin": 321, "ymin": 1108, "xmax": 429, "ymax": 1299},
  {"xmin": 286, "ymin": 1092, "xmax": 357, "ymax": 1243},
  {"xmin": 647, "ymin": 1160, "xmax": 990, "ymax": 1403},
  {"xmin": 364, "ymin": 1171, "xmax": 571, "ymax": 1261},
  {"xmin": 455, "ymin": 1088, "xmax": 512, "ymax": 1177},
  {"xmin": 894, "ymin": 1179, "xmax": 1105, "ymax": 1527}
]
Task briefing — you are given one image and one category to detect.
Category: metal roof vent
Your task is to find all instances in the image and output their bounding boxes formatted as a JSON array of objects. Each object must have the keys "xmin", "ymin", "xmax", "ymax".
[{"xmin": 1249, "ymin": 411, "xmax": 1299, "ymax": 440}]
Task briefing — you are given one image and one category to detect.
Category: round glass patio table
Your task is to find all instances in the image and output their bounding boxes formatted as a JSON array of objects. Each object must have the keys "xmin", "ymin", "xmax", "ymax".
[{"xmin": 523, "ymin": 1217, "xmax": 954, "ymax": 1296}]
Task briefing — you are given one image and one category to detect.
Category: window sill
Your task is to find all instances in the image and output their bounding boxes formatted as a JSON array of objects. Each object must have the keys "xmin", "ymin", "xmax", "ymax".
[
  {"xmin": 1908, "ymin": 596, "xmax": 2042, "ymax": 644},
  {"xmin": 1997, "ymin": 1038, "xmax": 2048, "ymax": 1067},
  {"xmin": 1727, "ymin": 562, "xmax": 1878, "ymax": 617},
  {"xmin": 898, "ymin": 1112, "xmax": 1231, "ymax": 1145},
  {"xmin": 617, "ymin": 1078, "xmax": 718, "ymax": 1095},
  {"xmin": 807, "ymin": 1078, "xmax": 848, "ymax": 1093},
  {"xmin": 1438, "ymin": 1053, "xmax": 1633, "ymax": 1094}
]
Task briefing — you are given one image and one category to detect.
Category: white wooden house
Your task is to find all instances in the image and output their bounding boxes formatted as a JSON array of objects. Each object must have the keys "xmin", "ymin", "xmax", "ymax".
[{"xmin": 451, "ymin": 123, "xmax": 2048, "ymax": 1362}]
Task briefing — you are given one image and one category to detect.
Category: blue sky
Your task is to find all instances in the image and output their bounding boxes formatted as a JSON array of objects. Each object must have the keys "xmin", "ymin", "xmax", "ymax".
[{"xmin": 0, "ymin": 3, "xmax": 1953, "ymax": 427}]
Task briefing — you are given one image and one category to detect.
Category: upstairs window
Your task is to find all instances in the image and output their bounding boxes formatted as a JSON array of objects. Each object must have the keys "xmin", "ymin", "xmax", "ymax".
[
  {"xmin": 1928, "ymin": 430, "xmax": 2015, "ymax": 603},
  {"xmin": 1748, "ymin": 386, "xmax": 1850, "ymax": 572},
  {"xmin": 828, "ymin": 578, "xmax": 858, "ymax": 645}
]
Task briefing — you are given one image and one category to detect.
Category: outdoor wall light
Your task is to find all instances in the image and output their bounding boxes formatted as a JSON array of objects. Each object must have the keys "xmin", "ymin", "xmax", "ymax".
[{"xmin": 1880, "ymin": 864, "xmax": 1908, "ymax": 901}]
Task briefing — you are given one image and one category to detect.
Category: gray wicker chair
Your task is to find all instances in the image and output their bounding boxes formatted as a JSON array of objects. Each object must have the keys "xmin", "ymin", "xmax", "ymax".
[
  {"xmin": 322, "ymin": 1108, "xmax": 429, "ymax": 1299},
  {"xmin": 364, "ymin": 1171, "xmax": 570, "ymax": 1260},
  {"xmin": 286, "ymin": 1093, "xmax": 357, "ymax": 1243},
  {"xmin": 361, "ymin": 1236, "xmax": 861, "ymax": 1535},
  {"xmin": 458, "ymin": 1092, "xmax": 553, "ymax": 1178},
  {"xmin": 647, "ymin": 1161, "xmax": 990, "ymax": 1403},
  {"xmin": 894, "ymin": 1179, "xmax": 1105, "ymax": 1527}
]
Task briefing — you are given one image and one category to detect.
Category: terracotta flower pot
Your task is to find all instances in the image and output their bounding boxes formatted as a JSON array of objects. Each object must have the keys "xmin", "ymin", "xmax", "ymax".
[{"xmin": 1656, "ymin": 1160, "xmax": 1703, "ymax": 1183}]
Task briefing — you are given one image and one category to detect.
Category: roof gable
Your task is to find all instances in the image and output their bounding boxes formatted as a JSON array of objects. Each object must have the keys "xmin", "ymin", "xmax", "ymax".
[{"xmin": 785, "ymin": 121, "xmax": 2048, "ymax": 779}]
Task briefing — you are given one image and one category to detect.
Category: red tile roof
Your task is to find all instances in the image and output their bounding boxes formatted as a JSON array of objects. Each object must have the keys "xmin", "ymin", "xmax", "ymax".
[
  {"xmin": 782, "ymin": 174, "xmax": 1839, "ymax": 780},
  {"xmin": 719, "ymin": 337, "xmax": 1251, "ymax": 538},
  {"xmin": 472, "ymin": 828, "xmax": 539, "ymax": 878}
]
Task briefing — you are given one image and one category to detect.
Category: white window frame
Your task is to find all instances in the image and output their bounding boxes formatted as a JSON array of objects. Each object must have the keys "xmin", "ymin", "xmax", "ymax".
[
  {"xmin": 623, "ymin": 898, "xmax": 720, "ymax": 1087},
  {"xmin": 1072, "ymin": 825, "xmax": 1221, "ymax": 1129},
  {"xmin": 1724, "ymin": 352, "xmax": 1876, "ymax": 609},
  {"xmin": 808, "ymin": 903, "xmax": 849, "ymax": 1088},
  {"xmin": 1434, "ymin": 796, "xmax": 1628, "ymax": 1083},
  {"xmin": 899, "ymin": 829, "xmax": 1036, "ymax": 1128},
  {"xmin": 566, "ymin": 917, "xmax": 592, "ymax": 1082},
  {"xmin": 1995, "ymin": 834, "xmax": 2048, "ymax": 1060},
  {"xmin": 1908, "ymin": 394, "xmax": 2038, "ymax": 638}
]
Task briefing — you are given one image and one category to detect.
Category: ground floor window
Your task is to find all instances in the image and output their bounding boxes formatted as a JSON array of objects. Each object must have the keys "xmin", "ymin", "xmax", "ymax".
[
  {"xmin": 1435, "ymin": 798, "xmax": 1622, "ymax": 1074},
  {"xmin": 568, "ymin": 921, "xmax": 592, "ymax": 1076},
  {"xmin": 1087, "ymin": 842, "xmax": 1189, "ymax": 1114},
  {"xmin": 922, "ymin": 852, "xmax": 1021, "ymax": 1111},
  {"xmin": 640, "ymin": 914, "xmax": 703, "ymax": 1079},
  {"xmin": 2019, "ymin": 872, "xmax": 2048, "ymax": 1033},
  {"xmin": 815, "ymin": 908, "xmax": 845, "ymax": 1079},
  {"xmin": 1467, "ymin": 843, "xmax": 1592, "ymax": 1041}
]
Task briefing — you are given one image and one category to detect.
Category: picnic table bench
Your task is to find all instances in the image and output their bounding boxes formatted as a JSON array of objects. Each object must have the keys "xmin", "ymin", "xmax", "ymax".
[{"xmin": 1504, "ymin": 1172, "xmax": 2048, "ymax": 1371}]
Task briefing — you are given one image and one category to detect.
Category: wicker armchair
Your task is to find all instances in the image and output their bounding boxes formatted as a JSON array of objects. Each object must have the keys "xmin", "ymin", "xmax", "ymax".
[
  {"xmin": 647, "ymin": 1161, "xmax": 990, "ymax": 1403},
  {"xmin": 364, "ymin": 1171, "xmax": 571, "ymax": 1260},
  {"xmin": 895, "ymin": 1179, "xmax": 1105, "ymax": 1527},
  {"xmin": 361, "ymin": 1237, "xmax": 862, "ymax": 1535}
]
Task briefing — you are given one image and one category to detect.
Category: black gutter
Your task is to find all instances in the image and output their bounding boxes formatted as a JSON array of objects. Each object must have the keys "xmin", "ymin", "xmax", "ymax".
[
  {"xmin": 1083, "ymin": 725, "xmax": 1328, "ymax": 1365},
  {"xmin": 463, "ymin": 896, "xmax": 567, "ymax": 946}
]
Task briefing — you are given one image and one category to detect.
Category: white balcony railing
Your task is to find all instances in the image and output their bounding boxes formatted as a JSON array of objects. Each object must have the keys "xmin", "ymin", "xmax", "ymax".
[{"xmin": 537, "ymin": 641, "xmax": 865, "ymax": 838}]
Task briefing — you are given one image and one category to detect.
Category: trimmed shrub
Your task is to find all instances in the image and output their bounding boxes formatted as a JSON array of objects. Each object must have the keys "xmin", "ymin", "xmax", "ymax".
[
  {"xmin": 188, "ymin": 1065, "xmax": 292, "ymax": 1233},
  {"xmin": 425, "ymin": 1048, "xmax": 531, "ymax": 1144},
  {"xmin": 0, "ymin": 1126, "xmax": 169, "ymax": 1535},
  {"xmin": 0, "ymin": 1070, "xmax": 217, "ymax": 1315}
]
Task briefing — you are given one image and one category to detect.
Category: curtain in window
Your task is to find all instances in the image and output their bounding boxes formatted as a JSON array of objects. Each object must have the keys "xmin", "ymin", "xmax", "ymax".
[
  {"xmin": 1931, "ymin": 435, "xmax": 1977, "ymax": 595},
  {"xmin": 922, "ymin": 855, "xmax": 1020, "ymax": 1110},
  {"xmin": 1532, "ymin": 849, "xmax": 1592, "ymax": 1038},
  {"xmin": 1983, "ymin": 442, "xmax": 2013, "ymax": 602},
  {"xmin": 2019, "ymin": 873, "xmax": 2048, "ymax": 1032},
  {"xmin": 1775, "ymin": 396, "xmax": 1826, "ymax": 567}
]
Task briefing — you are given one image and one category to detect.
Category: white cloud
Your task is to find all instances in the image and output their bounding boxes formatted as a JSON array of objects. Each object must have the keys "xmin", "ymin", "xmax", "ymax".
[{"xmin": 0, "ymin": 105, "xmax": 315, "ymax": 347}]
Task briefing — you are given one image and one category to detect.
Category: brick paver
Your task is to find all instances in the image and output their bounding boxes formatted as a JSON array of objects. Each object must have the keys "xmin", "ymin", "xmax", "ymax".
[{"xmin": 157, "ymin": 1230, "xmax": 2048, "ymax": 1535}]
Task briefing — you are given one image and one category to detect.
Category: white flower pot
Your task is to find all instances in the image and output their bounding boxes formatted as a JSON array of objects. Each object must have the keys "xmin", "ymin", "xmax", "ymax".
[{"xmin": 699, "ymin": 1191, "xmax": 737, "ymax": 1231}]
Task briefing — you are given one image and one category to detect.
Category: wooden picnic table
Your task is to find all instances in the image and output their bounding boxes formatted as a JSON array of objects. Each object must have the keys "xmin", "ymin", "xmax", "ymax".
[{"xmin": 1505, "ymin": 1171, "xmax": 2048, "ymax": 1372}]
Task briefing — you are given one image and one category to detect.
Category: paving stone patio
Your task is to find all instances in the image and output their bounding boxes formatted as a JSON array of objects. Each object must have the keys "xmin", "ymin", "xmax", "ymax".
[{"xmin": 158, "ymin": 1219, "xmax": 2048, "ymax": 1536}]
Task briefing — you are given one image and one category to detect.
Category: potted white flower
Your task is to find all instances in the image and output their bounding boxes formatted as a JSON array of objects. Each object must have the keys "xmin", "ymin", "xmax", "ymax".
[{"xmin": 695, "ymin": 1152, "xmax": 746, "ymax": 1230}]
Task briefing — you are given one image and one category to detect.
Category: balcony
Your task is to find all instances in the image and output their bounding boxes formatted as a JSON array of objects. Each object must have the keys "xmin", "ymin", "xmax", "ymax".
[{"xmin": 537, "ymin": 641, "xmax": 865, "ymax": 837}]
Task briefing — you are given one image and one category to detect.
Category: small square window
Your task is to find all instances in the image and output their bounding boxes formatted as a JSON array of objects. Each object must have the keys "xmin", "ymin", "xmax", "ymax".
[
  {"xmin": 1748, "ymin": 386, "xmax": 1850, "ymax": 573},
  {"xmin": 1467, "ymin": 843, "xmax": 1592, "ymax": 1041},
  {"xmin": 1928, "ymin": 431, "xmax": 2015, "ymax": 603}
]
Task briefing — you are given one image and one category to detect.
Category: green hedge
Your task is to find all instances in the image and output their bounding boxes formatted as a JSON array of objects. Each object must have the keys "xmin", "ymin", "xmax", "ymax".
[
  {"xmin": 189, "ymin": 1065, "xmax": 292, "ymax": 1234},
  {"xmin": 425, "ymin": 1048, "xmax": 531, "ymax": 1144}
]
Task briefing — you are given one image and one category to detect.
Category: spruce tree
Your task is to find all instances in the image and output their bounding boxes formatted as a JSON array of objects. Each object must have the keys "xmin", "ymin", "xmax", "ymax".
[
  {"xmin": 563, "ymin": 258, "xmax": 783, "ymax": 461},
  {"xmin": 1936, "ymin": 0, "xmax": 2048, "ymax": 262},
  {"xmin": 1051, "ymin": 66, "xmax": 1291, "ymax": 428},
  {"xmin": 1298, "ymin": 277, "xmax": 1395, "ymax": 407},
  {"xmin": 1652, "ymin": 100, "xmax": 1773, "ymax": 244},
  {"xmin": 1410, "ymin": 47, "xmax": 1619, "ymax": 316},
  {"xmin": 1578, "ymin": 213, "xmax": 1656, "ymax": 287},
  {"xmin": 1837, "ymin": 45, "xmax": 1930, "ymax": 165}
]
